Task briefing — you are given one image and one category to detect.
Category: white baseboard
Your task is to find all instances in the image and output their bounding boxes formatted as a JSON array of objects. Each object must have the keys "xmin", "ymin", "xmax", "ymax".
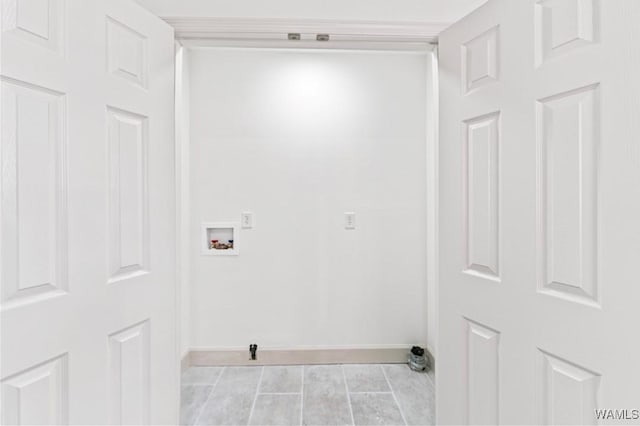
[{"xmin": 186, "ymin": 345, "xmax": 417, "ymax": 366}]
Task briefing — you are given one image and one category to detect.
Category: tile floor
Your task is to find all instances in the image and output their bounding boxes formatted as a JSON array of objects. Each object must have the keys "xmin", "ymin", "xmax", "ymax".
[{"xmin": 181, "ymin": 364, "xmax": 434, "ymax": 426}]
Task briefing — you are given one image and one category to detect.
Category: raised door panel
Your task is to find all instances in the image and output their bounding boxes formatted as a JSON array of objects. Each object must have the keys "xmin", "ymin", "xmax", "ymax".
[
  {"xmin": 462, "ymin": 26, "xmax": 499, "ymax": 94},
  {"xmin": 537, "ymin": 84, "xmax": 599, "ymax": 307},
  {"xmin": 1, "ymin": 0, "xmax": 64, "ymax": 53},
  {"xmin": 0, "ymin": 78, "xmax": 67, "ymax": 307},
  {"xmin": 106, "ymin": 16, "xmax": 148, "ymax": 89},
  {"xmin": 535, "ymin": 0, "xmax": 597, "ymax": 66},
  {"xmin": 106, "ymin": 107, "xmax": 149, "ymax": 284},
  {"xmin": 1, "ymin": 354, "xmax": 68, "ymax": 425},
  {"xmin": 108, "ymin": 321, "xmax": 150, "ymax": 425},
  {"xmin": 464, "ymin": 112, "xmax": 500, "ymax": 281},
  {"xmin": 538, "ymin": 350, "xmax": 600, "ymax": 425},
  {"xmin": 466, "ymin": 319, "xmax": 500, "ymax": 425}
]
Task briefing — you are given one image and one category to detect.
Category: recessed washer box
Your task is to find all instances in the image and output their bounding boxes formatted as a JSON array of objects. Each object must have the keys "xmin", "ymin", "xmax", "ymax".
[{"xmin": 201, "ymin": 222, "xmax": 239, "ymax": 256}]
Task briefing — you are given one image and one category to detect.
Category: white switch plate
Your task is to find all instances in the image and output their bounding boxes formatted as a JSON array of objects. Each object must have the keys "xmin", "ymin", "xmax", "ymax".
[
  {"xmin": 344, "ymin": 212, "xmax": 356, "ymax": 230},
  {"xmin": 241, "ymin": 211, "xmax": 254, "ymax": 229}
]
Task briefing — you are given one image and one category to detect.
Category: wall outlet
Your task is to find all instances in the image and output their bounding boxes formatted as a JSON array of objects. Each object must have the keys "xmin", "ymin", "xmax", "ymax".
[
  {"xmin": 344, "ymin": 212, "xmax": 356, "ymax": 230},
  {"xmin": 241, "ymin": 211, "xmax": 254, "ymax": 229}
]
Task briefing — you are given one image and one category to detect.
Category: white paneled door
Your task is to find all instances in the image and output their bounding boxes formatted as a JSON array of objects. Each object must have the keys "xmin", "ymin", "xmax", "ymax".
[
  {"xmin": 439, "ymin": 0, "xmax": 640, "ymax": 424},
  {"xmin": 1, "ymin": 0, "xmax": 177, "ymax": 424}
]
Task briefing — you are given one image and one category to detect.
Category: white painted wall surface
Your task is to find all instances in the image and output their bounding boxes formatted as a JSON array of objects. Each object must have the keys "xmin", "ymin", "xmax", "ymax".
[
  {"xmin": 187, "ymin": 47, "xmax": 429, "ymax": 350},
  {"xmin": 148, "ymin": 0, "xmax": 487, "ymax": 23},
  {"xmin": 132, "ymin": 0, "xmax": 155, "ymax": 12}
]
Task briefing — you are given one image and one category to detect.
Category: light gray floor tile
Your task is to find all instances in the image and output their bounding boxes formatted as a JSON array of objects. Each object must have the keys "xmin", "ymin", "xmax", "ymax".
[
  {"xmin": 349, "ymin": 393, "xmax": 405, "ymax": 426},
  {"xmin": 180, "ymin": 364, "xmax": 434, "ymax": 426},
  {"xmin": 180, "ymin": 385, "xmax": 212, "ymax": 426},
  {"xmin": 260, "ymin": 366, "xmax": 303, "ymax": 393},
  {"xmin": 195, "ymin": 367, "xmax": 262, "ymax": 426},
  {"xmin": 343, "ymin": 365, "xmax": 390, "ymax": 392},
  {"xmin": 182, "ymin": 367, "xmax": 224, "ymax": 385},
  {"xmin": 383, "ymin": 365, "xmax": 434, "ymax": 426},
  {"xmin": 214, "ymin": 366, "xmax": 264, "ymax": 390},
  {"xmin": 249, "ymin": 394, "xmax": 302, "ymax": 426},
  {"xmin": 302, "ymin": 365, "xmax": 352, "ymax": 426}
]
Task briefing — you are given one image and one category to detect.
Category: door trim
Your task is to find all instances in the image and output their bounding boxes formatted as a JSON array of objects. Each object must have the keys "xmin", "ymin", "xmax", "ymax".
[{"xmin": 164, "ymin": 17, "xmax": 447, "ymax": 47}]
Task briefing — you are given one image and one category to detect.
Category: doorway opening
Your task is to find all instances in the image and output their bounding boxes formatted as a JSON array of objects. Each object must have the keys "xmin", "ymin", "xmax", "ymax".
[{"xmin": 174, "ymin": 31, "xmax": 439, "ymax": 426}]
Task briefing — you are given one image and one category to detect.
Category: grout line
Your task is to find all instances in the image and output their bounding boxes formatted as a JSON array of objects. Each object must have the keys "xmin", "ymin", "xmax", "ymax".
[
  {"xmin": 300, "ymin": 365, "xmax": 304, "ymax": 426},
  {"xmin": 348, "ymin": 391, "xmax": 394, "ymax": 394},
  {"xmin": 381, "ymin": 364, "xmax": 408, "ymax": 426},
  {"xmin": 246, "ymin": 366, "xmax": 265, "ymax": 426},
  {"xmin": 341, "ymin": 365, "xmax": 356, "ymax": 426},
  {"xmin": 193, "ymin": 366, "xmax": 226, "ymax": 426}
]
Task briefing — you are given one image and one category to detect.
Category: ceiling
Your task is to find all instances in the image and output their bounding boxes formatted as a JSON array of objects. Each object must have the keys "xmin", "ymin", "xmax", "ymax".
[{"xmin": 138, "ymin": 0, "xmax": 488, "ymax": 25}]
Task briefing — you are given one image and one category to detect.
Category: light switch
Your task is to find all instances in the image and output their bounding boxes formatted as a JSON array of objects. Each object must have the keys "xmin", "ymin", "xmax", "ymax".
[
  {"xmin": 241, "ymin": 212, "xmax": 254, "ymax": 229},
  {"xmin": 344, "ymin": 212, "xmax": 356, "ymax": 230}
]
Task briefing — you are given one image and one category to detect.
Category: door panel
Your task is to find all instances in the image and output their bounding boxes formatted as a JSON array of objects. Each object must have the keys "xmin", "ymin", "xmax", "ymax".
[
  {"xmin": 1, "ymin": 78, "xmax": 67, "ymax": 306},
  {"xmin": 464, "ymin": 111, "xmax": 500, "ymax": 281},
  {"xmin": 438, "ymin": 0, "xmax": 640, "ymax": 424},
  {"xmin": 1, "ymin": 1, "xmax": 177, "ymax": 424},
  {"xmin": 537, "ymin": 83, "xmax": 600, "ymax": 307}
]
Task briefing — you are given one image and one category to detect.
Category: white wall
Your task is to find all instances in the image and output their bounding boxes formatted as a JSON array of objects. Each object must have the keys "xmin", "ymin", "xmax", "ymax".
[
  {"xmin": 149, "ymin": 0, "xmax": 487, "ymax": 24},
  {"xmin": 187, "ymin": 47, "xmax": 429, "ymax": 351},
  {"xmin": 132, "ymin": 0, "xmax": 155, "ymax": 12}
]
